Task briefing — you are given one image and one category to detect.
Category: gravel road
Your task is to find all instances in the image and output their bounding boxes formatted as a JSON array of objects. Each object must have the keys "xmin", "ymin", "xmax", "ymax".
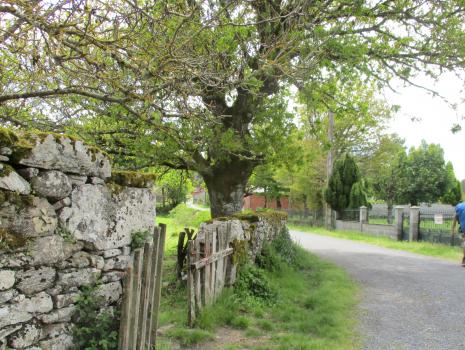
[{"xmin": 290, "ymin": 230, "xmax": 465, "ymax": 350}]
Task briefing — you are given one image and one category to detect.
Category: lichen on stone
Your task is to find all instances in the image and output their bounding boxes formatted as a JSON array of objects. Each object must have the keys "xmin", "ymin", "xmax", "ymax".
[{"xmin": 109, "ymin": 170, "xmax": 156, "ymax": 188}]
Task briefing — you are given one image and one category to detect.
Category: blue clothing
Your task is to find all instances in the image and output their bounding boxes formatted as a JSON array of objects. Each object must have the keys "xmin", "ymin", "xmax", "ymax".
[{"xmin": 455, "ymin": 203, "xmax": 465, "ymax": 231}]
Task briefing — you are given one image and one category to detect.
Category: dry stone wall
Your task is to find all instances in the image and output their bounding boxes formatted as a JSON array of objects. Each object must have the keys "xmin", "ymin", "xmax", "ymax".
[
  {"xmin": 0, "ymin": 130, "xmax": 156, "ymax": 349},
  {"xmin": 197, "ymin": 212, "xmax": 287, "ymax": 285}
]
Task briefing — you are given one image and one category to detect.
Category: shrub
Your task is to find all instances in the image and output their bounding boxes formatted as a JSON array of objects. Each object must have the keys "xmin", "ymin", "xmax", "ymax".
[
  {"xmin": 234, "ymin": 265, "xmax": 277, "ymax": 305},
  {"xmin": 256, "ymin": 226, "xmax": 300, "ymax": 271},
  {"xmin": 255, "ymin": 242, "xmax": 282, "ymax": 272},
  {"xmin": 271, "ymin": 226, "xmax": 298, "ymax": 267},
  {"xmin": 130, "ymin": 230, "xmax": 151, "ymax": 250},
  {"xmin": 72, "ymin": 284, "xmax": 119, "ymax": 350}
]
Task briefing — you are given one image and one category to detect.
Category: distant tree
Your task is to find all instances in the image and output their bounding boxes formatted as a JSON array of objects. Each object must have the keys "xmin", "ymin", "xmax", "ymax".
[
  {"xmin": 156, "ymin": 170, "xmax": 193, "ymax": 210},
  {"xmin": 440, "ymin": 162, "xmax": 462, "ymax": 205},
  {"xmin": 248, "ymin": 163, "xmax": 289, "ymax": 209},
  {"xmin": 349, "ymin": 181, "xmax": 369, "ymax": 209},
  {"xmin": 325, "ymin": 154, "xmax": 367, "ymax": 216},
  {"xmin": 396, "ymin": 141, "xmax": 449, "ymax": 205},
  {"xmin": 362, "ymin": 134, "xmax": 406, "ymax": 222}
]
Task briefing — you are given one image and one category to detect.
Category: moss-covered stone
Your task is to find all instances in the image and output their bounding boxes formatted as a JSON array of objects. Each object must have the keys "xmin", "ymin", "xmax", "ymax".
[
  {"xmin": 0, "ymin": 164, "xmax": 13, "ymax": 178},
  {"xmin": 0, "ymin": 189, "xmax": 34, "ymax": 208},
  {"xmin": 205, "ymin": 209, "xmax": 287, "ymax": 225},
  {"xmin": 0, "ymin": 128, "xmax": 34, "ymax": 162},
  {"xmin": 1, "ymin": 128, "xmax": 109, "ymax": 165},
  {"xmin": 109, "ymin": 171, "xmax": 156, "ymax": 188},
  {"xmin": 0, "ymin": 127, "xmax": 19, "ymax": 148},
  {"xmin": 231, "ymin": 239, "xmax": 249, "ymax": 266},
  {"xmin": 0, "ymin": 228, "xmax": 29, "ymax": 252}
]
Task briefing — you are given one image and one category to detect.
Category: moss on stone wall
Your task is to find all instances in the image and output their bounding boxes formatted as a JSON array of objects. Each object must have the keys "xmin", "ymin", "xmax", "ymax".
[
  {"xmin": 0, "ymin": 127, "xmax": 19, "ymax": 148},
  {"xmin": 109, "ymin": 170, "xmax": 156, "ymax": 188},
  {"xmin": 0, "ymin": 127, "xmax": 108, "ymax": 163},
  {"xmin": 0, "ymin": 164, "xmax": 13, "ymax": 178},
  {"xmin": 0, "ymin": 189, "xmax": 34, "ymax": 208},
  {"xmin": 231, "ymin": 239, "xmax": 249, "ymax": 266},
  {"xmin": 205, "ymin": 209, "xmax": 287, "ymax": 225},
  {"xmin": 0, "ymin": 228, "xmax": 29, "ymax": 252}
]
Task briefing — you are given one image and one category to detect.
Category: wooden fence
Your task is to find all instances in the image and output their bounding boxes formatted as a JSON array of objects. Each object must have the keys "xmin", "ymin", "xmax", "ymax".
[
  {"xmin": 118, "ymin": 224, "xmax": 167, "ymax": 350},
  {"xmin": 187, "ymin": 226, "xmax": 234, "ymax": 326}
]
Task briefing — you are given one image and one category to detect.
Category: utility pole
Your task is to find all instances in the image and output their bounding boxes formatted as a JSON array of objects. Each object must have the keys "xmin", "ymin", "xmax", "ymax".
[{"xmin": 325, "ymin": 111, "xmax": 334, "ymax": 228}]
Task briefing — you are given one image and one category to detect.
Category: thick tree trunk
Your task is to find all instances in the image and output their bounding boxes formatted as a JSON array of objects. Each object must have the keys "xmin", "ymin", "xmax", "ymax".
[{"xmin": 202, "ymin": 159, "xmax": 255, "ymax": 218}]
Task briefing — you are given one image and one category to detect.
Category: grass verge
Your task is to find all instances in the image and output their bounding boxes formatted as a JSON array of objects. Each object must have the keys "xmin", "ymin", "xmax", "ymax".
[
  {"xmin": 156, "ymin": 208, "xmax": 360, "ymax": 350},
  {"xmin": 289, "ymin": 224, "xmax": 463, "ymax": 262}
]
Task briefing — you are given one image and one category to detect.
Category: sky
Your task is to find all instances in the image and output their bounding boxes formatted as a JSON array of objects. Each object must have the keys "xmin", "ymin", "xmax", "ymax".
[{"xmin": 384, "ymin": 72, "xmax": 465, "ymax": 180}]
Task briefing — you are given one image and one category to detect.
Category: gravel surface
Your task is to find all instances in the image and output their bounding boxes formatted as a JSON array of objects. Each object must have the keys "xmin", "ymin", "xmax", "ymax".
[{"xmin": 290, "ymin": 230, "xmax": 465, "ymax": 350}]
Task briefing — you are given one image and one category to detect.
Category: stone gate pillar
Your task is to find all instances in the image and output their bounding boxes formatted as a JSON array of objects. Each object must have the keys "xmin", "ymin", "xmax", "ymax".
[
  {"xmin": 409, "ymin": 206, "xmax": 420, "ymax": 241},
  {"xmin": 360, "ymin": 206, "xmax": 368, "ymax": 232},
  {"xmin": 394, "ymin": 206, "xmax": 404, "ymax": 241}
]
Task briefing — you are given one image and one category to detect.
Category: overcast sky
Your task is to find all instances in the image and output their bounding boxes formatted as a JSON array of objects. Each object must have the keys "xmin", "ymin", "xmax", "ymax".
[{"xmin": 384, "ymin": 72, "xmax": 465, "ymax": 180}]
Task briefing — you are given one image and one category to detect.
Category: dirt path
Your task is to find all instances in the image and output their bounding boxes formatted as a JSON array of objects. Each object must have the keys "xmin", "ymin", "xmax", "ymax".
[{"xmin": 290, "ymin": 230, "xmax": 465, "ymax": 350}]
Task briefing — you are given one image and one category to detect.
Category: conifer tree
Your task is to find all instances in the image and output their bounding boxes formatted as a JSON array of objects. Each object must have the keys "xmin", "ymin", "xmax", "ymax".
[{"xmin": 325, "ymin": 154, "xmax": 367, "ymax": 215}]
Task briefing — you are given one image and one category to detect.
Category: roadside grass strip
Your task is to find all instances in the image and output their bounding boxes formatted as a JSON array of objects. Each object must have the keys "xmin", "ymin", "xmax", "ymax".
[
  {"xmin": 156, "ymin": 207, "xmax": 359, "ymax": 350},
  {"xmin": 290, "ymin": 224, "xmax": 463, "ymax": 262}
]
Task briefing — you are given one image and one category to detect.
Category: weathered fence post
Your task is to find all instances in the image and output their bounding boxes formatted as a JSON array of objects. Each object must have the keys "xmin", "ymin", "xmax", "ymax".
[
  {"xmin": 394, "ymin": 206, "xmax": 404, "ymax": 241},
  {"xmin": 360, "ymin": 206, "xmax": 368, "ymax": 232},
  {"xmin": 118, "ymin": 224, "xmax": 166, "ymax": 350},
  {"xmin": 409, "ymin": 206, "xmax": 420, "ymax": 241}
]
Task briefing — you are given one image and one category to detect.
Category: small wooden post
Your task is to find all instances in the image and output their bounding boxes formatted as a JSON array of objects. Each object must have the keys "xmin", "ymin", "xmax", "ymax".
[
  {"xmin": 210, "ymin": 230, "xmax": 217, "ymax": 299},
  {"xmin": 136, "ymin": 241, "xmax": 153, "ymax": 350},
  {"xmin": 151, "ymin": 223, "xmax": 166, "ymax": 348},
  {"xmin": 129, "ymin": 249, "xmax": 143, "ymax": 349},
  {"xmin": 146, "ymin": 227, "xmax": 160, "ymax": 348},
  {"xmin": 118, "ymin": 266, "xmax": 133, "ymax": 350},
  {"xmin": 187, "ymin": 240, "xmax": 196, "ymax": 326},
  {"xmin": 194, "ymin": 239, "xmax": 201, "ymax": 313}
]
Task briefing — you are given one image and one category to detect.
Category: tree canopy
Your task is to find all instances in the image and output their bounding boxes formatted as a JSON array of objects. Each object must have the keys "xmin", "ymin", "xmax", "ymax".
[
  {"xmin": 2, "ymin": 1, "xmax": 465, "ymax": 216},
  {"xmin": 396, "ymin": 141, "xmax": 451, "ymax": 205}
]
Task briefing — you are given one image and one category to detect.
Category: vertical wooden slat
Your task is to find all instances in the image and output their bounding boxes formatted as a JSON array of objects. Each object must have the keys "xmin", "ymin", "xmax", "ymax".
[
  {"xmin": 151, "ymin": 223, "xmax": 166, "ymax": 348},
  {"xmin": 136, "ymin": 241, "xmax": 153, "ymax": 350},
  {"xmin": 129, "ymin": 249, "xmax": 143, "ymax": 349},
  {"xmin": 211, "ymin": 229, "xmax": 217, "ymax": 299},
  {"xmin": 204, "ymin": 230, "xmax": 212, "ymax": 306},
  {"xmin": 146, "ymin": 227, "xmax": 160, "ymax": 348},
  {"xmin": 187, "ymin": 240, "xmax": 196, "ymax": 326},
  {"xmin": 118, "ymin": 266, "xmax": 133, "ymax": 350},
  {"xmin": 215, "ymin": 227, "xmax": 225, "ymax": 297},
  {"xmin": 195, "ymin": 239, "xmax": 202, "ymax": 313}
]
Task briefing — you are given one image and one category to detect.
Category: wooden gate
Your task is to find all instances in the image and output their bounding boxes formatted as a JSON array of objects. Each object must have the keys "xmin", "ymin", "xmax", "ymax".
[
  {"xmin": 118, "ymin": 224, "xmax": 166, "ymax": 350},
  {"xmin": 187, "ymin": 226, "xmax": 234, "ymax": 326}
]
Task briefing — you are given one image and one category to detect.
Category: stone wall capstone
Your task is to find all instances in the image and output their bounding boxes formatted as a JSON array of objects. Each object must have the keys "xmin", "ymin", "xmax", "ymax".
[{"xmin": 0, "ymin": 129, "xmax": 156, "ymax": 349}]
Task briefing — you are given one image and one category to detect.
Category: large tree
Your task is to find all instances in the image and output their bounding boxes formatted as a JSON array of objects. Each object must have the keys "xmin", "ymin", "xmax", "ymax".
[
  {"xmin": 2, "ymin": 1, "xmax": 465, "ymax": 217},
  {"xmin": 396, "ymin": 141, "xmax": 450, "ymax": 205}
]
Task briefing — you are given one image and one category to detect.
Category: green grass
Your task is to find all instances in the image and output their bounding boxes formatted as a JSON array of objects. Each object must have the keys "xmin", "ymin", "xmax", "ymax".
[
  {"xmin": 159, "ymin": 245, "xmax": 359, "ymax": 349},
  {"xmin": 156, "ymin": 206, "xmax": 359, "ymax": 349},
  {"xmin": 289, "ymin": 224, "xmax": 463, "ymax": 262}
]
